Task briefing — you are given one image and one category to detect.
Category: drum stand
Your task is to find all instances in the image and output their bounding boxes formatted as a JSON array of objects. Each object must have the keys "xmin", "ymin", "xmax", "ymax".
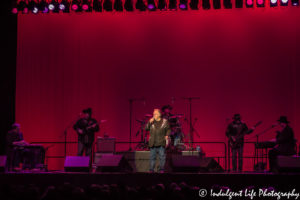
[
  {"xmin": 182, "ymin": 97, "xmax": 200, "ymax": 150},
  {"xmin": 128, "ymin": 98, "xmax": 146, "ymax": 151},
  {"xmin": 135, "ymin": 119, "xmax": 149, "ymax": 150}
]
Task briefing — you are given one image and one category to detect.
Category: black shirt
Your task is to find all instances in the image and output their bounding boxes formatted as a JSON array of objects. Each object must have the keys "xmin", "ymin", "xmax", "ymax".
[
  {"xmin": 275, "ymin": 125, "xmax": 296, "ymax": 155},
  {"xmin": 145, "ymin": 118, "xmax": 171, "ymax": 148},
  {"xmin": 226, "ymin": 121, "xmax": 250, "ymax": 148},
  {"xmin": 73, "ymin": 118, "xmax": 99, "ymax": 144},
  {"xmin": 153, "ymin": 119, "xmax": 164, "ymax": 147},
  {"xmin": 6, "ymin": 130, "xmax": 24, "ymax": 152}
]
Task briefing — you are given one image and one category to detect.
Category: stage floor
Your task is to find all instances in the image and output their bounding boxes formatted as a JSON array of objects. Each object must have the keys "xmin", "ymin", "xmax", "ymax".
[{"xmin": 1, "ymin": 171, "xmax": 299, "ymax": 190}]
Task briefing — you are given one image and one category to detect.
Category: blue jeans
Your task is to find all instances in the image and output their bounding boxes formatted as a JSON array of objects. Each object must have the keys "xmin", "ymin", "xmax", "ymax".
[{"xmin": 149, "ymin": 146, "xmax": 166, "ymax": 172}]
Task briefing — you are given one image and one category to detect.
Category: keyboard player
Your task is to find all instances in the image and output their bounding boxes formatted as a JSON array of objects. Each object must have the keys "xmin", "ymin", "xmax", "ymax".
[
  {"xmin": 6, "ymin": 123, "xmax": 29, "ymax": 171},
  {"xmin": 268, "ymin": 116, "xmax": 297, "ymax": 173}
]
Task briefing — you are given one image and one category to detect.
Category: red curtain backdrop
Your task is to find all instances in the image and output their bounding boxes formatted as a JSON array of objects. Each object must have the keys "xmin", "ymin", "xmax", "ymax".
[{"xmin": 16, "ymin": 8, "xmax": 300, "ymax": 170}]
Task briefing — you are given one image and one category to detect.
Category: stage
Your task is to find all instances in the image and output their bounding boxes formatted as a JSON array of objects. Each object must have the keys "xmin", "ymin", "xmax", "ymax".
[{"xmin": 0, "ymin": 171, "xmax": 298, "ymax": 190}]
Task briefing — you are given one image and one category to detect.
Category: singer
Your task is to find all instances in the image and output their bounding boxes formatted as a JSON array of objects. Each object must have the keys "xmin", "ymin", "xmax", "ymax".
[{"xmin": 145, "ymin": 109, "xmax": 171, "ymax": 173}]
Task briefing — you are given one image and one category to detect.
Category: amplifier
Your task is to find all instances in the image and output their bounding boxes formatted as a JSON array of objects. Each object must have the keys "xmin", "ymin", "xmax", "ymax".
[{"xmin": 96, "ymin": 137, "xmax": 116, "ymax": 153}]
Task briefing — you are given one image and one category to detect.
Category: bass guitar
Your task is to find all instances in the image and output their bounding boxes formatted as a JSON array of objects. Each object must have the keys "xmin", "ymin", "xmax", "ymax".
[{"xmin": 229, "ymin": 121, "xmax": 262, "ymax": 148}]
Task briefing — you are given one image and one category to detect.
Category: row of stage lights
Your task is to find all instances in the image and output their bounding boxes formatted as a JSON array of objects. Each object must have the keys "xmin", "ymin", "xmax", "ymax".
[{"xmin": 12, "ymin": 0, "xmax": 299, "ymax": 14}]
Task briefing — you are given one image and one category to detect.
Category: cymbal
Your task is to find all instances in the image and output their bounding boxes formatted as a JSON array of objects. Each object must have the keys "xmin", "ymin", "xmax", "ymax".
[
  {"xmin": 136, "ymin": 119, "xmax": 145, "ymax": 123},
  {"xmin": 144, "ymin": 114, "xmax": 152, "ymax": 118},
  {"xmin": 170, "ymin": 114, "xmax": 184, "ymax": 119}
]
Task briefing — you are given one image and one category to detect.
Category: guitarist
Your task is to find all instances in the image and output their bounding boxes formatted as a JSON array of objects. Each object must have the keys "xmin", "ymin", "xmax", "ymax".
[
  {"xmin": 73, "ymin": 108, "xmax": 99, "ymax": 156},
  {"xmin": 226, "ymin": 114, "xmax": 255, "ymax": 172}
]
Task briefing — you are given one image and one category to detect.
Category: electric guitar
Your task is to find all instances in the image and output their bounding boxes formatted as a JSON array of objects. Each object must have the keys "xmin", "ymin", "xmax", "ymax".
[
  {"xmin": 229, "ymin": 121, "xmax": 262, "ymax": 148},
  {"xmin": 77, "ymin": 122, "xmax": 98, "ymax": 135}
]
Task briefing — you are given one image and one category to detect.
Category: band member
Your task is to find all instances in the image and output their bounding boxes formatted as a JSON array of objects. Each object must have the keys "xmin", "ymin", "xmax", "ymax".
[
  {"xmin": 226, "ymin": 114, "xmax": 254, "ymax": 172},
  {"xmin": 73, "ymin": 108, "xmax": 99, "ymax": 156},
  {"xmin": 161, "ymin": 105, "xmax": 173, "ymax": 120},
  {"xmin": 6, "ymin": 123, "xmax": 29, "ymax": 171},
  {"xmin": 161, "ymin": 105, "xmax": 183, "ymax": 147},
  {"xmin": 268, "ymin": 116, "xmax": 296, "ymax": 173},
  {"xmin": 145, "ymin": 109, "xmax": 171, "ymax": 173}
]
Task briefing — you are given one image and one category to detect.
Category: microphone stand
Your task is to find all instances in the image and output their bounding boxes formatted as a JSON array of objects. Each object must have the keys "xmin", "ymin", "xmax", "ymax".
[
  {"xmin": 248, "ymin": 124, "xmax": 277, "ymax": 142},
  {"xmin": 128, "ymin": 98, "xmax": 145, "ymax": 151},
  {"xmin": 182, "ymin": 97, "xmax": 200, "ymax": 150},
  {"xmin": 61, "ymin": 116, "xmax": 81, "ymax": 157},
  {"xmin": 247, "ymin": 124, "xmax": 277, "ymax": 168},
  {"xmin": 43, "ymin": 145, "xmax": 55, "ymax": 171}
]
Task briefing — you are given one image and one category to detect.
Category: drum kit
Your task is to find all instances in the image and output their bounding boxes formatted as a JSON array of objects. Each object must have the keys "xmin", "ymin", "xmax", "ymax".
[{"xmin": 135, "ymin": 113, "xmax": 189, "ymax": 151}]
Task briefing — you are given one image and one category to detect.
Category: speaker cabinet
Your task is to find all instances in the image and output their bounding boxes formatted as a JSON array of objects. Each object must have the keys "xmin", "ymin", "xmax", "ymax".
[
  {"xmin": 96, "ymin": 137, "xmax": 116, "ymax": 153},
  {"xmin": 277, "ymin": 155, "xmax": 300, "ymax": 173},
  {"xmin": 0, "ymin": 156, "xmax": 7, "ymax": 172},
  {"xmin": 64, "ymin": 156, "xmax": 90, "ymax": 172},
  {"xmin": 172, "ymin": 155, "xmax": 223, "ymax": 172},
  {"xmin": 95, "ymin": 154, "xmax": 132, "ymax": 172}
]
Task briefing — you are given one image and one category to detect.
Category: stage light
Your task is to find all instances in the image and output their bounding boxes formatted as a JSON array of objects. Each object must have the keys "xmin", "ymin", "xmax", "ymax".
[
  {"xmin": 82, "ymin": 0, "xmax": 92, "ymax": 11},
  {"xmin": 189, "ymin": 0, "xmax": 199, "ymax": 9},
  {"xmin": 169, "ymin": 0, "xmax": 177, "ymax": 10},
  {"xmin": 103, "ymin": 0, "xmax": 113, "ymax": 11},
  {"xmin": 28, "ymin": 0, "xmax": 39, "ymax": 13},
  {"xmin": 291, "ymin": 0, "xmax": 299, "ymax": 5},
  {"xmin": 147, "ymin": 0, "xmax": 156, "ymax": 10},
  {"xmin": 213, "ymin": 0, "xmax": 221, "ymax": 9},
  {"xmin": 33, "ymin": 6, "xmax": 39, "ymax": 13},
  {"xmin": 114, "ymin": 0, "xmax": 124, "ymax": 11},
  {"xmin": 202, "ymin": 0, "xmax": 211, "ymax": 9},
  {"xmin": 136, "ymin": 0, "xmax": 146, "ymax": 10},
  {"xmin": 71, "ymin": 4, "xmax": 78, "ymax": 10},
  {"xmin": 124, "ymin": 0, "xmax": 134, "ymax": 11},
  {"xmin": 59, "ymin": 0, "xmax": 70, "ymax": 12},
  {"xmin": 245, "ymin": 0, "xmax": 254, "ymax": 7},
  {"xmin": 39, "ymin": 0, "xmax": 49, "ymax": 13},
  {"xmin": 280, "ymin": 0, "xmax": 289, "ymax": 5},
  {"xmin": 179, "ymin": 0, "xmax": 188, "ymax": 10},
  {"xmin": 93, "ymin": 0, "xmax": 103, "ymax": 11},
  {"xmin": 59, "ymin": 3, "xmax": 65, "ymax": 10},
  {"xmin": 256, "ymin": 0, "xmax": 264, "ymax": 6},
  {"xmin": 270, "ymin": 0, "xmax": 278, "ymax": 6},
  {"xmin": 11, "ymin": 0, "xmax": 18, "ymax": 14},
  {"xmin": 71, "ymin": 0, "xmax": 80, "ymax": 11},
  {"xmin": 235, "ymin": 0, "xmax": 243, "ymax": 7},
  {"xmin": 157, "ymin": 0, "xmax": 167, "ymax": 10},
  {"xmin": 24, "ymin": 7, "xmax": 29, "ymax": 13},
  {"xmin": 224, "ymin": 0, "xmax": 233, "ymax": 8},
  {"xmin": 49, "ymin": 3, "xmax": 55, "ymax": 10},
  {"xmin": 12, "ymin": 7, "xmax": 18, "ymax": 14},
  {"xmin": 48, "ymin": 0, "xmax": 59, "ymax": 12}
]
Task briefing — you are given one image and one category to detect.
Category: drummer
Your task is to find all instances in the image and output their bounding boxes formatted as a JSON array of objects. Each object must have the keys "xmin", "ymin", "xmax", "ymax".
[
  {"xmin": 161, "ymin": 105, "xmax": 173, "ymax": 121},
  {"xmin": 161, "ymin": 105, "xmax": 183, "ymax": 147}
]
